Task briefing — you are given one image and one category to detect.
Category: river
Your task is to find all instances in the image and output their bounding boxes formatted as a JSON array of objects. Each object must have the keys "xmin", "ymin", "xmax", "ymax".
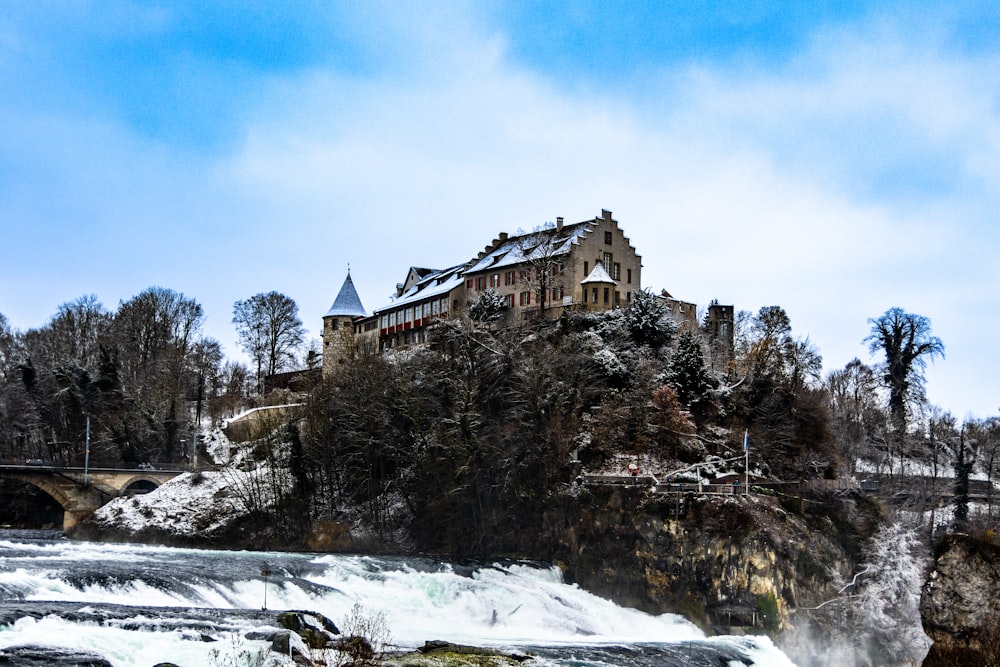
[{"xmin": 0, "ymin": 530, "xmax": 796, "ymax": 666}]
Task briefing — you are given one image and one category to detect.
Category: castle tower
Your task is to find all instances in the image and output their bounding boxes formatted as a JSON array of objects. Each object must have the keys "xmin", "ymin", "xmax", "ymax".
[
  {"xmin": 705, "ymin": 302, "xmax": 735, "ymax": 371},
  {"xmin": 322, "ymin": 271, "xmax": 367, "ymax": 379},
  {"xmin": 580, "ymin": 261, "xmax": 619, "ymax": 310}
]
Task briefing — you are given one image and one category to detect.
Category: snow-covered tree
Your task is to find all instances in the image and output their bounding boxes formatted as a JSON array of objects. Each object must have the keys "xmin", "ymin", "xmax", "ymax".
[
  {"xmin": 468, "ymin": 288, "xmax": 508, "ymax": 323},
  {"xmin": 624, "ymin": 288, "xmax": 675, "ymax": 349},
  {"xmin": 666, "ymin": 330, "xmax": 717, "ymax": 419}
]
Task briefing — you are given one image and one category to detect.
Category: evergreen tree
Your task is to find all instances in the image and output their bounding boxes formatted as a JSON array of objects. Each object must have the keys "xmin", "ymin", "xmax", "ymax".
[
  {"xmin": 468, "ymin": 288, "xmax": 508, "ymax": 323},
  {"xmin": 624, "ymin": 288, "xmax": 675, "ymax": 350},
  {"xmin": 667, "ymin": 330, "xmax": 717, "ymax": 421}
]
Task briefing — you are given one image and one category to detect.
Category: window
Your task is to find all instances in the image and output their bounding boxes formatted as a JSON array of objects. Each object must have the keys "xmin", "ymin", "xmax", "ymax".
[
  {"xmin": 381, "ymin": 315, "xmax": 388, "ymax": 328},
  {"xmin": 504, "ymin": 293, "xmax": 514, "ymax": 308},
  {"xmin": 604, "ymin": 231, "xmax": 612, "ymax": 245},
  {"xmin": 476, "ymin": 276, "xmax": 486, "ymax": 290},
  {"xmin": 490, "ymin": 274, "xmax": 499, "ymax": 288},
  {"xmin": 404, "ymin": 307, "xmax": 412, "ymax": 323},
  {"xmin": 330, "ymin": 319, "xmax": 339, "ymax": 331},
  {"xmin": 627, "ymin": 268, "xmax": 632, "ymax": 284},
  {"xmin": 505, "ymin": 270, "xmax": 516, "ymax": 285},
  {"xmin": 615, "ymin": 291, "xmax": 621, "ymax": 305},
  {"xmin": 466, "ymin": 279, "xmax": 473, "ymax": 289},
  {"xmin": 389, "ymin": 312, "xmax": 396, "ymax": 326},
  {"xmin": 583, "ymin": 289, "xmax": 588, "ymax": 304},
  {"xmin": 431, "ymin": 300, "xmax": 439, "ymax": 315},
  {"xmin": 519, "ymin": 291, "xmax": 531, "ymax": 306},
  {"xmin": 552, "ymin": 287, "xmax": 563, "ymax": 302},
  {"xmin": 603, "ymin": 252, "xmax": 613, "ymax": 269},
  {"xmin": 613, "ymin": 263, "xmax": 621, "ymax": 280},
  {"xmin": 603, "ymin": 287, "xmax": 610, "ymax": 304},
  {"xmin": 592, "ymin": 287, "xmax": 598, "ymax": 303},
  {"xmin": 583, "ymin": 261, "xmax": 589, "ymax": 276}
]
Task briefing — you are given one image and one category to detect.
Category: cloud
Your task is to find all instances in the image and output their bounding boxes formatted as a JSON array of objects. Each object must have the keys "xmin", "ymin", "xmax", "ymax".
[
  {"xmin": 1, "ymin": 2, "xmax": 996, "ymax": 416},
  {"xmin": 199, "ymin": 6, "xmax": 1000, "ymax": 415}
]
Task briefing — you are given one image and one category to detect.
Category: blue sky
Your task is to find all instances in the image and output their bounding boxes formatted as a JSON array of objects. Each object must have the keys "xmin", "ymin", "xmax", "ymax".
[{"xmin": 1, "ymin": 1, "xmax": 998, "ymax": 418}]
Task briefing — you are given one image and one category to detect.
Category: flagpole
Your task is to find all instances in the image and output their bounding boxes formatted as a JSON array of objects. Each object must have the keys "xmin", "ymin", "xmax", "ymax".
[{"xmin": 744, "ymin": 429, "xmax": 749, "ymax": 494}]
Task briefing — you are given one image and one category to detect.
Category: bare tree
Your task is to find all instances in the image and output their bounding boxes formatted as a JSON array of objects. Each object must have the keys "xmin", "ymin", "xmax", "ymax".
[
  {"xmin": 826, "ymin": 359, "xmax": 885, "ymax": 475},
  {"xmin": 865, "ymin": 308, "xmax": 944, "ymax": 437},
  {"xmin": 515, "ymin": 224, "xmax": 571, "ymax": 315},
  {"xmin": 232, "ymin": 292, "xmax": 304, "ymax": 393},
  {"xmin": 971, "ymin": 417, "xmax": 1000, "ymax": 521},
  {"xmin": 108, "ymin": 287, "xmax": 206, "ymax": 463}
]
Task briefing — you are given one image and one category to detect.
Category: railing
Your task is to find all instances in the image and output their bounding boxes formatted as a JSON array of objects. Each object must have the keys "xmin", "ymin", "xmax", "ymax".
[
  {"xmin": 0, "ymin": 463, "xmax": 186, "ymax": 474},
  {"xmin": 579, "ymin": 474, "xmax": 751, "ymax": 496}
]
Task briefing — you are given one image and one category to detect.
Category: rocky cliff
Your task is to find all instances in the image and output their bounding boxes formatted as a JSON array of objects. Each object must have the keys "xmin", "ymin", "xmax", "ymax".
[
  {"xmin": 922, "ymin": 533, "xmax": 1000, "ymax": 664},
  {"xmin": 534, "ymin": 485, "xmax": 877, "ymax": 630}
]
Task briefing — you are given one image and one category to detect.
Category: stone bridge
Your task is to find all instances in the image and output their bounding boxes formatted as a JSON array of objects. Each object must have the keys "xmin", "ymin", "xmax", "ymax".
[{"xmin": 0, "ymin": 464, "xmax": 183, "ymax": 530}]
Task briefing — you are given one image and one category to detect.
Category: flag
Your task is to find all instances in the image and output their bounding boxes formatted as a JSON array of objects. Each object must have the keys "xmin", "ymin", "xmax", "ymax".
[{"xmin": 743, "ymin": 429, "xmax": 748, "ymax": 452}]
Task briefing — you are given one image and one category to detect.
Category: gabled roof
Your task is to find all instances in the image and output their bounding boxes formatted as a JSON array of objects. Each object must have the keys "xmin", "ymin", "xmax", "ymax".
[
  {"xmin": 464, "ymin": 221, "xmax": 591, "ymax": 274},
  {"xmin": 372, "ymin": 263, "xmax": 468, "ymax": 314},
  {"xmin": 581, "ymin": 262, "xmax": 617, "ymax": 285},
  {"xmin": 325, "ymin": 272, "xmax": 367, "ymax": 318}
]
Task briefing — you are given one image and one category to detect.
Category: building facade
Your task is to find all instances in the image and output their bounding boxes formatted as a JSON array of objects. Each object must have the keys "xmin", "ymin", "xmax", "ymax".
[{"xmin": 321, "ymin": 209, "xmax": 729, "ymax": 380}]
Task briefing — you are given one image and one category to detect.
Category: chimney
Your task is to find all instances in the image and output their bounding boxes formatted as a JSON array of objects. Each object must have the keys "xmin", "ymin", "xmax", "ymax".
[
  {"xmin": 556, "ymin": 217, "xmax": 563, "ymax": 230},
  {"xmin": 602, "ymin": 209, "xmax": 612, "ymax": 222}
]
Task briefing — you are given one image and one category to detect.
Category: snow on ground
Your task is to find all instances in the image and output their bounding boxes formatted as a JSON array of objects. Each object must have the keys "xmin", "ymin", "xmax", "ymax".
[
  {"xmin": 92, "ymin": 426, "xmax": 280, "ymax": 537},
  {"xmin": 93, "ymin": 469, "xmax": 241, "ymax": 536},
  {"xmin": 855, "ymin": 457, "xmax": 992, "ymax": 482}
]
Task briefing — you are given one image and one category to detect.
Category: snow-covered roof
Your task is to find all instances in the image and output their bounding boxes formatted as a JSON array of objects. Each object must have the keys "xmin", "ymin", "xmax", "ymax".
[
  {"xmin": 581, "ymin": 262, "xmax": 617, "ymax": 285},
  {"xmin": 325, "ymin": 272, "xmax": 367, "ymax": 318},
  {"xmin": 367, "ymin": 218, "xmax": 603, "ymax": 316},
  {"xmin": 464, "ymin": 222, "xmax": 591, "ymax": 274},
  {"xmin": 372, "ymin": 264, "xmax": 467, "ymax": 313}
]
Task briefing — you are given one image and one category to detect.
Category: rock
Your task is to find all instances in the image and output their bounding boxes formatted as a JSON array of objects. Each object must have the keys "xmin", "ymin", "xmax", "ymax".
[
  {"xmin": 276, "ymin": 610, "xmax": 340, "ymax": 649},
  {"xmin": 922, "ymin": 533, "xmax": 1000, "ymax": 648},
  {"xmin": 418, "ymin": 640, "xmax": 530, "ymax": 661},
  {"xmin": 0, "ymin": 645, "xmax": 113, "ymax": 666},
  {"xmin": 245, "ymin": 629, "xmax": 311, "ymax": 661},
  {"xmin": 383, "ymin": 641, "xmax": 530, "ymax": 665}
]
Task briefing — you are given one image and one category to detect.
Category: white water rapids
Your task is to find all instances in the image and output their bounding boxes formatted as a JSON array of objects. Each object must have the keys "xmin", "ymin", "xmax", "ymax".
[{"xmin": 0, "ymin": 531, "xmax": 797, "ymax": 666}]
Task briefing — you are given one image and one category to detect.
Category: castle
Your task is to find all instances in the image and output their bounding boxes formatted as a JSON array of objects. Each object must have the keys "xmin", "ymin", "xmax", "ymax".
[{"xmin": 322, "ymin": 209, "xmax": 732, "ymax": 378}]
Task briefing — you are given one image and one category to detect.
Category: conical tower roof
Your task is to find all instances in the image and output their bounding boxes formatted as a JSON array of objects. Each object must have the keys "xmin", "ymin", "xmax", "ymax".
[{"xmin": 325, "ymin": 272, "xmax": 367, "ymax": 318}]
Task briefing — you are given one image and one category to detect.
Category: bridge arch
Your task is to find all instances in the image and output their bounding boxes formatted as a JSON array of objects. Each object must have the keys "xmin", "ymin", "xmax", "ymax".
[
  {"xmin": 0, "ymin": 467, "xmax": 182, "ymax": 530},
  {"xmin": 120, "ymin": 476, "xmax": 160, "ymax": 495},
  {"xmin": 0, "ymin": 474, "xmax": 76, "ymax": 527}
]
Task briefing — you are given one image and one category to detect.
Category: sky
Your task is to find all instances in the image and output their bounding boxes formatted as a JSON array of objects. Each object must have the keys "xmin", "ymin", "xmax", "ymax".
[{"xmin": 1, "ymin": 1, "xmax": 998, "ymax": 418}]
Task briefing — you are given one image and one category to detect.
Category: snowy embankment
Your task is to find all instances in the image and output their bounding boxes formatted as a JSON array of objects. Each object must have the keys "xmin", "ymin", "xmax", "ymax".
[
  {"xmin": 82, "ymin": 422, "xmax": 288, "ymax": 545},
  {"xmin": 91, "ymin": 468, "xmax": 240, "ymax": 538}
]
